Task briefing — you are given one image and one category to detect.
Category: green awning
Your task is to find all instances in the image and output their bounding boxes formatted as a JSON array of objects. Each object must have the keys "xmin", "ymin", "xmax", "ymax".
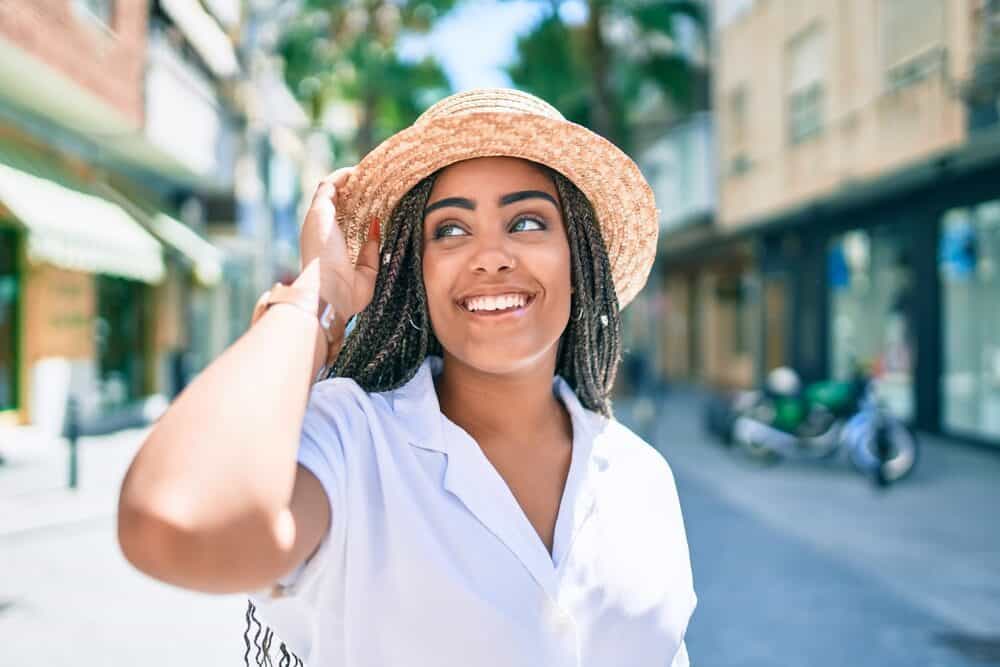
[
  {"xmin": 0, "ymin": 147, "xmax": 165, "ymax": 284},
  {"xmin": 149, "ymin": 212, "xmax": 223, "ymax": 286},
  {"xmin": 93, "ymin": 182, "xmax": 224, "ymax": 287}
]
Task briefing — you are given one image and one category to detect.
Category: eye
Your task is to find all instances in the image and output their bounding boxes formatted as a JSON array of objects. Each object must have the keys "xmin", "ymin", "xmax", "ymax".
[
  {"xmin": 433, "ymin": 223, "xmax": 469, "ymax": 239},
  {"xmin": 511, "ymin": 216, "xmax": 546, "ymax": 232}
]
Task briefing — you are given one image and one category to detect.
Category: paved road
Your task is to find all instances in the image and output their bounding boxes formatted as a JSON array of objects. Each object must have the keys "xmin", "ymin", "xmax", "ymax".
[
  {"xmin": 619, "ymin": 392, "xmax": 1000, "ymax": 667},
  {"xmin": 1, "ymin": 393, "xmax": 998, "ymax": 666}
]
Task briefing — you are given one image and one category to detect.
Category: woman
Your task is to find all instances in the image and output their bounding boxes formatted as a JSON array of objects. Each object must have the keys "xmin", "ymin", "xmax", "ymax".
[{"xmin": 118, "ymin": 89, "xmax": 696, "ymax": 666}]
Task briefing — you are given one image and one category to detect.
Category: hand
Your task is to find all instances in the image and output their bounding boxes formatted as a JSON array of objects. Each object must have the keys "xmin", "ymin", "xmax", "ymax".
[{"xmin": 297, "ymin": 166, "xmax": 380, "ymax": 324}]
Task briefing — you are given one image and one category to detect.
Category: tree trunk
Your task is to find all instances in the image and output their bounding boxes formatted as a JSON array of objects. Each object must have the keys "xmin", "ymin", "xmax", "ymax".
[{"xmin": 585, "ymin": 0, "xmax": 617, "ymax": 144}]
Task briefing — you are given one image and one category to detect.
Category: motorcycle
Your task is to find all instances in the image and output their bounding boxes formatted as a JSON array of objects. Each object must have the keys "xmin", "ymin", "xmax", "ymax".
[{"xmin": 718, "ymin": 367, "xmax": 920, "ymax": 485}]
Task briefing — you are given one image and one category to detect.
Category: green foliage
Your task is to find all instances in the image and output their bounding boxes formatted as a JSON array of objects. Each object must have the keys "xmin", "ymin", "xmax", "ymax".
[
  {"xmin": 506, "ymin": 15, "xmax": 591, "ymax": 127},
  {"xmin": 278, "ymin": 0, "xmax": 456, "ymax": 160},
  {"xmin": 506, "ymin": 0, "xmax": 709, "ymax": 152}
]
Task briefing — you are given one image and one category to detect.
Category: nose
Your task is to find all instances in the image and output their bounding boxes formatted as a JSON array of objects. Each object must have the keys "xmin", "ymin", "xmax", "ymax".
[{"xmin": 471, "ymin": 233, "xmax": 516, "ymax": 275}]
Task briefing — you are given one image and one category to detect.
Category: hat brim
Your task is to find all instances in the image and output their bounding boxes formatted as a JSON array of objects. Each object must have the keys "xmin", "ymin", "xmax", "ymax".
[{"xmin": 335, "ymin": 111, "xmax": 659, "ymax": 308}]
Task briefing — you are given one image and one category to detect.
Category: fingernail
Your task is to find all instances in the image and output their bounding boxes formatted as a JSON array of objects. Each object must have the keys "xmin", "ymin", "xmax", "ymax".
[{"xmin": 370, "ymin": 217, "xmax": 380, "ymax": 240}]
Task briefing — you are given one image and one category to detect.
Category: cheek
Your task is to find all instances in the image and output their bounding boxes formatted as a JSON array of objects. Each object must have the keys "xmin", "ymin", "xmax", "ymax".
[
  {"xmin": 421, "ymin": 250, "xmax": 453, "ymax": 317},
  {"xmin": 531, "ymin": 243, "xmax": 573, "ymax": 330},
  {"xmin": 545, "ymin": 243, "xmax": 573, "ymax": 303}
]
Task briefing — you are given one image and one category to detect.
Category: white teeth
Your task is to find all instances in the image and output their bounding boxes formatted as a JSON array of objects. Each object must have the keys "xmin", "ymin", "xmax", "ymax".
[{"xmin": 464, "ymin": 293, "xmax": 529, "ymax": 312}]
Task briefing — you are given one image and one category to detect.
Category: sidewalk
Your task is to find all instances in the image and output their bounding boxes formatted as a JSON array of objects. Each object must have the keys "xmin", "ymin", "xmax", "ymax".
[{"xmin": 0, "ymin": 425, "xmax": 149, "ymax": 538}]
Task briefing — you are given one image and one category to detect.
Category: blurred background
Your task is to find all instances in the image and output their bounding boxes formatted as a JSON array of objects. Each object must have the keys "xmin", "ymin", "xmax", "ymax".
[{"xmin": 0, "ymin": 0, "xmax": 998, "ymax": 665}]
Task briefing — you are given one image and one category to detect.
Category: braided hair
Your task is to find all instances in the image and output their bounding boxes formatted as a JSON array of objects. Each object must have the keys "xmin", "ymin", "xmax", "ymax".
[{"xmin": 327, "ymin": 163, "xmax": 623, "ymax": 415}]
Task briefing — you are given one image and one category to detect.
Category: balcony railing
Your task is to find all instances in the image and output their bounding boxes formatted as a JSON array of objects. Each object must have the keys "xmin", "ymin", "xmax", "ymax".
[{"xmin": 638, "ymin": 112, "xmax": 717, "ymax": 230}]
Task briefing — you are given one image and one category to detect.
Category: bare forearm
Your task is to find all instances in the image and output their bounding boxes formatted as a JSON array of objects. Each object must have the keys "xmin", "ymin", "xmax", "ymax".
[
  {"xmin": 119, "ymin": 271, "xmax": 333, "ymax": 547},
  {"xmin": 118, "ymin": 167, "xmax": 366, "ymax": 591}
]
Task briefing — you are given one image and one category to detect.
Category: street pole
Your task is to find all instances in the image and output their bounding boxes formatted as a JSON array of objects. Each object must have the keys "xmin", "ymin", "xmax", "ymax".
[{"xmin": 65, "ymin": 396, "xmax": 79, "ymax": 490}]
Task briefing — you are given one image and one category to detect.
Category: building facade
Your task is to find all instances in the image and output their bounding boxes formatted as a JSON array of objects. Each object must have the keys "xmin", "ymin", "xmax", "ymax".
[
  {"xmin": 673, "ymin": 0, "xmax": 1000, "ymax": 446},
  {"xmin": 0, "ymin": 1, "xmax": 281, "ymax": 435}
]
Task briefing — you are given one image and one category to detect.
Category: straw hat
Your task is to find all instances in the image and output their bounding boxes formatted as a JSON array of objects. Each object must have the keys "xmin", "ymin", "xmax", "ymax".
[{"xmin": 334, "ymin": 88, "xmax": 659, "ymax": 308}]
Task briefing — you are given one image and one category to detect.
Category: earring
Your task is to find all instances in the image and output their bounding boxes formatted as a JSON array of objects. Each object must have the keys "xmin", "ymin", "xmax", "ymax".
[{"xmin": 408, "ymin": 315, "xmax": 421, "ymax": 331}]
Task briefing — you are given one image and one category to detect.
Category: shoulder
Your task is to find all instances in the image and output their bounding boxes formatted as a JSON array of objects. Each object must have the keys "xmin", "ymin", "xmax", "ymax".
[
  {"xmin": 588, "ymin": 411, "xmax": 680, "ymax": 493},
  {"xmin": 302, "ymin": 376, "xmax": 392, "ymax": 435}
]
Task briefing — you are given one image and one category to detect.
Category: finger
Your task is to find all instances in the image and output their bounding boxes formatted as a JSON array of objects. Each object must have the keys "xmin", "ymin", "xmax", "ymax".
[
  {"xmin": 355, "ymin": 217, "xmax": 381, "ymax": 273},
  {"xmin": 311, "ymin": 166, "xmax": 356, "ymax": 206},
  {"xmin": 317, "ymin": 166, "xmax": 356, "ymax": 192},
  {"xmin": 352, "ymin": 218, "xmax": 381, "ymax": 311}
]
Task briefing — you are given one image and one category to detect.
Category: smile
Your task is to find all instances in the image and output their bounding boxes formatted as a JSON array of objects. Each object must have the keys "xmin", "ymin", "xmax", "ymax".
[{"xmin": 458, "ymin": 292, "xmax": 536, "ymax": 315}]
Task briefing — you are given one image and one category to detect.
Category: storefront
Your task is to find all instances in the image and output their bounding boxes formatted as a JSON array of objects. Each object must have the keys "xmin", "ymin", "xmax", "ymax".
[
  {"xmin": 658, "ymin": 240, "xmax": 758, "ymax": 390},
  {"xmin": 0, "ymin": 139, "xmax": 166, "ymax": 430},
  {"xmin": 761, "ymin": 161, "xmax": 1000, "ymax": 448},
  {"xmin": 0, "ymin": 226, "xmax": 20, "ymax": 417}
]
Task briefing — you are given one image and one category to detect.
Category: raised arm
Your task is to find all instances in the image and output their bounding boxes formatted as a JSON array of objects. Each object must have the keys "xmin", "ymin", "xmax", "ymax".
[{"xmin": 117, "ymin": 167, "xmax": 379, "ymax": 594}]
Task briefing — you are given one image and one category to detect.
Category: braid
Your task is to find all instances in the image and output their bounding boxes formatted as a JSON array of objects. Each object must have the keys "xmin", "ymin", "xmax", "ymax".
[
  {"xmin": 324, "ymin": 163, "xmax": 622, "ymax": 416},
  {"xmin": 551, "ymin": 170, "xmax": 622, "ymax": 416},
  {"xmin": 328, "ymin": 174, "xmax": 441, "ymax": 389}
]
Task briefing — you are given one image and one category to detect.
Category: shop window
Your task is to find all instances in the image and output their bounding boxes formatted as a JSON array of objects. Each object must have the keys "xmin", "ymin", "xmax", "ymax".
[
  {"xmin": 787, "ymin": 25, "xmax": 825, "ymax": 144},
  {"xmin": 940, "ymin": 201, "xmax": 1000, "ymax": 440},
  {"xmin": 96, "ymin": 276, "xmax": 148, "ymax": 408},
  {"xmin": 0, "ymin": 229, "xmax": 19, "ymax": 412},
  {"xmin": 726, "ymin": 86, "xmax": 752, "ymax": 177},
  {"xmin": 828, "ymin": 227, "xmax": 915, "ymax": 420},
  {"xmin": 715, "ymin": 273, "xmax": 755, "ymax": 357}
]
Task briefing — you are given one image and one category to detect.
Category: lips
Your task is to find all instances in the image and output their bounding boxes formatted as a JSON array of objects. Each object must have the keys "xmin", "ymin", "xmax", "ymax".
[{"xmin": 457, "ymin": 291, "xmax": 536, "ymax": 314}]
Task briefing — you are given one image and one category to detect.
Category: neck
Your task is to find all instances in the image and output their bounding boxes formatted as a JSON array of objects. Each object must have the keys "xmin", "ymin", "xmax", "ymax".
[{"xmin": 435, "ymin": 351, "xmax": 568, "ymax": 450}]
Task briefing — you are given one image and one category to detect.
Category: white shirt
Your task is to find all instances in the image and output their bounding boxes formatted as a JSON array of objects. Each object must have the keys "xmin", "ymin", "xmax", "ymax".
[{"xmin": 250, "ymin": 356, "xmax": 696, "ymax": 666}]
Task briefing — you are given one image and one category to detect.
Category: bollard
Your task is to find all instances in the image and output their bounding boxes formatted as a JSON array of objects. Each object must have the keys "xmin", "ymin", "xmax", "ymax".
[{"xmin": 65, "ymin": 396, "xmax": 80, "ymax": 490}]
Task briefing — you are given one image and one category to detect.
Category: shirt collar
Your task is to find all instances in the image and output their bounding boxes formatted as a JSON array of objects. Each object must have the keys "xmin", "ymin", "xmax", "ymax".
[
  {"xmin": 388, "ymin": 356, "xmax": 601, "ymax": 454},
  {"xmin": 386, "ymin": 355, "xmax": 447, "ymax": 452},
  {"xmin": 388, "ymin": 355, "xmax": 606, "ymax": 593}
]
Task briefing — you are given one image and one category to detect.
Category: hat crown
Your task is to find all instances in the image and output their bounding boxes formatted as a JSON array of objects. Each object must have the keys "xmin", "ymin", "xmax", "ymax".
[{"xmin": 416, "ymin": 88, "xmax": 566, "ymax": 125}]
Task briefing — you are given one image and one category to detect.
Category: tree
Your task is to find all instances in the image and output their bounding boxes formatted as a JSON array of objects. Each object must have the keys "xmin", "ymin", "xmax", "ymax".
[
  {"xmin": 279, "ymin": 0, "xmax": 457, "ymax": 160},
  {"xmin": 506, "ymin": 0, "xmax": 709, "ymax": 152}
]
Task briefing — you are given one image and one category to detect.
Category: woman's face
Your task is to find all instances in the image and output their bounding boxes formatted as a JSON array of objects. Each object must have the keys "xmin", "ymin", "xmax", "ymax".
[{"xmin": 422, "ymin": 156, "xmax": 572, "ymax": 375}]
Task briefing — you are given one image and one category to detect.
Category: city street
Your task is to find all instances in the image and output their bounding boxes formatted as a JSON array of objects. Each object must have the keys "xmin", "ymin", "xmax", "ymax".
[
  {"xmin": 0, "ymin": 392, "xmax": 998, "ymax": 666},
  {"xmin": 621, "ymin": 392, "xmax": 1000, "ymax": 666},
  {"xmin": 3, "ymin": 1, "xmax": 1000, "ymax": 666}
]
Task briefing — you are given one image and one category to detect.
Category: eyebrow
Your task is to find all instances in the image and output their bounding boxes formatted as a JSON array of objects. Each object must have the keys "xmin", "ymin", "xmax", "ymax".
[{"xmin": 423, "ymin": 190, "xmax": 559, "ymax": 216}]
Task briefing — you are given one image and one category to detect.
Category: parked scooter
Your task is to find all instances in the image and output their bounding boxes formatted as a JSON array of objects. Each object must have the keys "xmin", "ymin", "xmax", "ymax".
[{"xmin": 722, "ymin": 366, "xmax": 920, "ymax": 485}]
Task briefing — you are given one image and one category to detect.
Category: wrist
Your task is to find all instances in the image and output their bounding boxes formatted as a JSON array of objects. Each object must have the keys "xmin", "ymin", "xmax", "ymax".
[{"xmin": 250, "ymin": 283, "xmax": 338, "ymax": 346}]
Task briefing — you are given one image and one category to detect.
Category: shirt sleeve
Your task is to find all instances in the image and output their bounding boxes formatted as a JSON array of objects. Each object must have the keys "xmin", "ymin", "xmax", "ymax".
[
  {"xmin": 243, "ymin": 381, "xmax": 357, "ymax": 663},
  {"xmin": 250, "ymin": 380, "xmax": 352, "ymax": 601}
]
